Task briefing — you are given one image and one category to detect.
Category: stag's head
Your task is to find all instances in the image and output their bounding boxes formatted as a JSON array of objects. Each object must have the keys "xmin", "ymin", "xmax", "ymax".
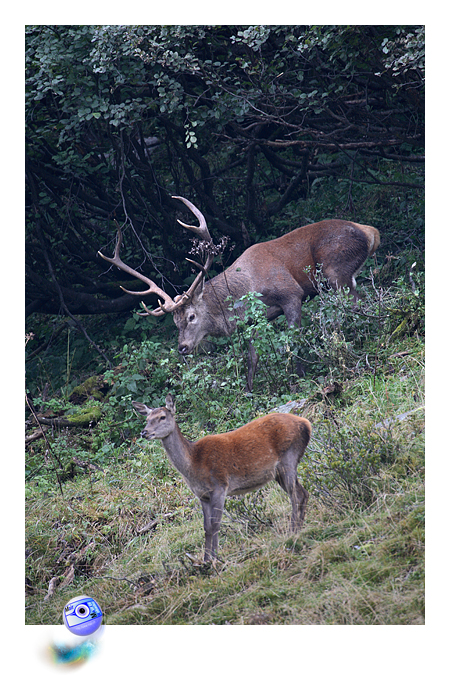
[
  {"xmin": 98, "ymin": 197, "xmax": 215, "ymax": 342},
  {"xmin": 172, "ymin": 283, "xmax": 211, "ymax": 355}
]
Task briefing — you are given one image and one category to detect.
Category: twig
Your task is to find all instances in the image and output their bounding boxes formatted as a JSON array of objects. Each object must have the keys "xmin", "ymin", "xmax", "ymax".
[
  {"xmin": 25, "ymin": 322, "xmax": 69, "ymax": 360},
  {"xmin": 25, "ymin": 392, "xmax": 65, "ymax": 497},
  {"xmin": 35, "ymin": 218, "xmax": 113, "ymax": 368},
  {"xmin": 409, "ymin": 262, "xmax": 417, "ymax": 293},
  {"xmin": 71, "ymin": 457, "xmax": 105, "ymax": 473},
  {"xmin": 102, "ymin": 575, "xmax": 140, "ymax": 588},
  {"xmin": 25, "ymin": 429, "xmax": 44, "ymax": 445},
  {"xmin": 137, "ymin": 519, "xmax": 159, "ymax": 534},
  {"xmin": 44, "ymin": 576, "xmax": 60, "ymax": 601}
]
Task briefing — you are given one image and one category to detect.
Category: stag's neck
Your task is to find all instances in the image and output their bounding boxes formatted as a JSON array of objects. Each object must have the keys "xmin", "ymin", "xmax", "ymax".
[
  {"xmin": 203, "ymin": 270, "xmax": 251, "ymax": 336},
  {"xmin": 159, "ymin": 423, "xmax": 195, "ymax": 480}
]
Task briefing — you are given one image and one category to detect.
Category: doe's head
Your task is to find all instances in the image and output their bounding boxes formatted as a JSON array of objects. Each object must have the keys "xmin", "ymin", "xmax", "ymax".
[{"xmin": 132, "ymin": 394, "xmax": 176, "ymax": 440}]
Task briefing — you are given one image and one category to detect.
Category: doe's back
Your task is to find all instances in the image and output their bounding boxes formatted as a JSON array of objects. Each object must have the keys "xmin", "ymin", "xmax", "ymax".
[{"xmin": 192, "ymin": 413, "xmax": 311, "ymax": 472}]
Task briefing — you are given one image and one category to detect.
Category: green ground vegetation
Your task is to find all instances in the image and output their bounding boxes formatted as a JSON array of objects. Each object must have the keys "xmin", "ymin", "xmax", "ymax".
[{"xmin": 25, "ymin": 215, "xmax": 424, "ymax": 624}]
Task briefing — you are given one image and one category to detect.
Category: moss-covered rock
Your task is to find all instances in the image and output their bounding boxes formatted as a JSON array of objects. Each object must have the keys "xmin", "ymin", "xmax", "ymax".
[
  {"xmin": 69, "ymin": 376, "xmax": 110, "ymax": 404},
  {"xmin": 66, "ymin": 405, "xmax": 102, "ymax": 426}
]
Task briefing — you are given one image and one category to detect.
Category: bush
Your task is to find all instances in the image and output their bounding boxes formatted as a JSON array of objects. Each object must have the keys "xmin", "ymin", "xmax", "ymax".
[
  {"xmin": 298, "ymin": 261, "xmax": 424, "ymax": 380},
  {"xmin": 301, "ymin": 416, "xmax": 390, "ymax": 509}
]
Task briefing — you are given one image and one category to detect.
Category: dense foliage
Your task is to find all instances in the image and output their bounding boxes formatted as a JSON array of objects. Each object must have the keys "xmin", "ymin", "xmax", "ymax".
[{"xmin": 26, "ymin": 25, "xmax": 424, "ymax": 317}]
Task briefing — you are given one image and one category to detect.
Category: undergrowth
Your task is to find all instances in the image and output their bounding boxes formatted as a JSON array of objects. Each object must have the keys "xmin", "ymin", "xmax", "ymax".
[{"xmin": 25, "ymin": 253, "xmax": 424, "ymax": 625}]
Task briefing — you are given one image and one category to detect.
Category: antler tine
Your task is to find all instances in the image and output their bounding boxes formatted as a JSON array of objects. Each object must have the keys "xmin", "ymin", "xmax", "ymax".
[
  {"xmin": 137, "ymin": 300, "xmax": 166, "ymax": 317},
  {"xmin": 172, "ymin": 196, "xmax": 213, "ymax": 243},
  {"xmin": 171, "ymin": 195, "xmax": 215, "ymax": 278},
  {"xmin": 98, "ymin": 221, "xmax": 177, "ymax": 316}
]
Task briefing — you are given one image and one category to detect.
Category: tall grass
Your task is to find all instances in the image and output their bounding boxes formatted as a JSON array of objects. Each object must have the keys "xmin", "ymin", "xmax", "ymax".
[
  {"xmin": 25, "ymin": 254, "xmax": 424, "ymax": 625},
  {"xmin": 25, "ymin": 338, "xmax": 424, "ymax": 625}
]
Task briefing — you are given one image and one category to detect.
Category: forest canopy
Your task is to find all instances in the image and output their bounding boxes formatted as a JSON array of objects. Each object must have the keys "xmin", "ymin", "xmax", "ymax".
[{"xmin": 25, "ymin": 25, "xmax": 424, "ymax": 318}]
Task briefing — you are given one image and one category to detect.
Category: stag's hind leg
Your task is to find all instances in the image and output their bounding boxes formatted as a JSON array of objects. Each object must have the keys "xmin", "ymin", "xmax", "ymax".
[
  {"xmin": 322, "ymin": 258, "xmax": 367, "ymax": 306},
  {"xmin": 246, "ymin": 340, "xmax": 259, "ymax": 392}
]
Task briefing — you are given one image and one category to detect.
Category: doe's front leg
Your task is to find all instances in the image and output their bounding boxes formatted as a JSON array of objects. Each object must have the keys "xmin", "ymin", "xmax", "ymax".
[{"xmin": 200, "ymin": 488, "xmax": 226, "ymax": 561}]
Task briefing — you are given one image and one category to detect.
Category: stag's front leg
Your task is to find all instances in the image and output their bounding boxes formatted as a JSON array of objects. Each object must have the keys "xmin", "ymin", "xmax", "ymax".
[{"xmin": 246, "ymin": 341, "xmax": 259, "ymax": 392}]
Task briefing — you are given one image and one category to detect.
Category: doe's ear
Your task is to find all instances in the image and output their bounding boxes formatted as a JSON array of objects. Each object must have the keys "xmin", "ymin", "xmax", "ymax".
[
  {"xmin": 165, "ymin": 393, "xmax": 176, "ymax": 414},
  {"xmin": 132, "ymin": 401, "xmax": 152, "ymax": 416}
]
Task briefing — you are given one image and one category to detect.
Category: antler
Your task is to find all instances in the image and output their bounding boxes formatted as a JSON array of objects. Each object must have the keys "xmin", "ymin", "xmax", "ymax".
[
  {"xmin": 98, "ymin": 222, "xmax": 177, "ymax": 316},
  {"xmin": 171, "ymin": 195, "xmax": 215, "ymax": 296},
  {"xmin": 98, "ymin": 197, "xmax": 215, "ymax": 317},
  {"xmin": 172, "ymin": 195, "xmax": 212, "ymax": 243}
]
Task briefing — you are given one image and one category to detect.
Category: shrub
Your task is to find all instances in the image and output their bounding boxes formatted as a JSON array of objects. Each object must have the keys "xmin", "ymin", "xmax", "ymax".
[{"xmin": 301, "ymin": 415, "xmax": 390, "ymax": 509}]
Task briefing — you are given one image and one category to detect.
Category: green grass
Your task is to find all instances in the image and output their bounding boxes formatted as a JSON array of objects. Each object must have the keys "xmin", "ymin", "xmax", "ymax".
[
  {"xmin": 25, "ymin": 476, "xmax": 424, "ymax": 625},
  {"xmin": 25, "ymin": 342, "xmax": 424, "ymax": 625}
]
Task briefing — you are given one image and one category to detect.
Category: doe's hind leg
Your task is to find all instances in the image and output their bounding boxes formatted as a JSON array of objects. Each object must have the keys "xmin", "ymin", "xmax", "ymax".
[
  {"xmin": 291, "ymin": 481, "xmax": 309, "ymax": 530},
  {"xmin": 275, "ymin": 462, "xmax": 309, "ymax": 531}
]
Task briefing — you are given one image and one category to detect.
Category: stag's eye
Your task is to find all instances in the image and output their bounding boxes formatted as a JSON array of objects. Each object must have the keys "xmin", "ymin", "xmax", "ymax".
[{"xmin": 188, "ymin": 314, "xmax": 196, "ymax": 322}]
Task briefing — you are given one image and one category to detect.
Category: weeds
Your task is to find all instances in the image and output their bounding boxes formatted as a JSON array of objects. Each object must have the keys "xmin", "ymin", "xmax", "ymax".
[
  {"xmin": 25, "ymin": 245, "xmax": 424, "ymax": 625},
  {"xmin": 26, "ymin": 472, "xmax": 424, "ymax": 625}
]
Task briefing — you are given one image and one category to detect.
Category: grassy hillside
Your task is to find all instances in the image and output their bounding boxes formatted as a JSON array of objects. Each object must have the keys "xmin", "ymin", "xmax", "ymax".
[
  {"xmin": 25, "ymin": 174, "xmax": 424, "ymax": 625},
  {"xmin": 25, "ymin": 329, "xmax": 424, "ymax": 625}
]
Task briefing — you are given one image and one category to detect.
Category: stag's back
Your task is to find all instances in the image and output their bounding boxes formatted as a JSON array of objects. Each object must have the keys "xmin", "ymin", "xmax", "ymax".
[{"xmin": 223, "ymin": 219, "xmax": 379, "ymax": 297}]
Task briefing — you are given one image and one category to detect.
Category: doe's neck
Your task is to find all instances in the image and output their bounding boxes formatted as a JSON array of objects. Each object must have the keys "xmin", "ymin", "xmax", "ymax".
[{"xmin": 159, "ymin": 422, "xmax": 194, "ymax": 477}]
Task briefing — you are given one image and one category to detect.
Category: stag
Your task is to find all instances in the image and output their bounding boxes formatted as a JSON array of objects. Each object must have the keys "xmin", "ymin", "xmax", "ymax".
[
  {"xmin": 98, "ymin": 196, "xmax": 380, "ymax": 389},
  {"xmin": 133, "ymin": 394, "xmax": 311, "ymax": 561}
]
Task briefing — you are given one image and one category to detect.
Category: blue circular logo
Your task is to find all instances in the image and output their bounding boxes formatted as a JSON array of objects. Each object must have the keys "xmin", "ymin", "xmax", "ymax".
[{"xmin": 63, "ymin": 596, "xmax": 103, "ymax": 636}]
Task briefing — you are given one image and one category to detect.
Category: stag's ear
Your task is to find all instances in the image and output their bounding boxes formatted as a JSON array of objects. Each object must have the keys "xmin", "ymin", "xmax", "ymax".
[
  {"xmin": 165, "ymin": 394, "xmax": 176, "ymax": 414},
  {"xmin": 132, "ymin": 401, "xmax": 152, "ymax": 416},
  {"xmin": 192, "ymin": 279, "xmax": 204, "ymax": 301}
]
